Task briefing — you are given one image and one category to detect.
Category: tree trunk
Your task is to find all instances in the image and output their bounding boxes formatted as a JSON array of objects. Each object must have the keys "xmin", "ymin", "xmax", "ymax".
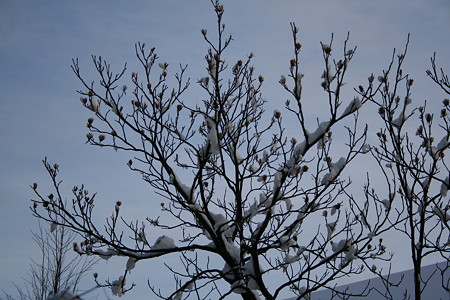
[
  {"xmin": 241, "ymin": 290, "xmax": 258, "ymax": 300},
  {"xmin": 413, "ymin": 259, "xmax": 421, "ymax": 300}
]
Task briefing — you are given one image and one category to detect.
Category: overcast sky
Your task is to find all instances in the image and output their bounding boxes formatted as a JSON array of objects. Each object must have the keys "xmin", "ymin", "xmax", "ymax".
[{"xmin": 0, "ymin": 1, "xmax": 449, "ymax": 299}]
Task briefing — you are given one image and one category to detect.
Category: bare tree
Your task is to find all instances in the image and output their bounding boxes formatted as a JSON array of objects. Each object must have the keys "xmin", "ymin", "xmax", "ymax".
[
  {"xmin": 28, "ymin": 1, "xmax": 417, "ymax": 299},
  {"xmin": 365, "ymin": 37, "xmax": 450, "ymax": 300},
  {"xmin": 2, "ymin": 218, "xmax": 97, "ymax": 300}
]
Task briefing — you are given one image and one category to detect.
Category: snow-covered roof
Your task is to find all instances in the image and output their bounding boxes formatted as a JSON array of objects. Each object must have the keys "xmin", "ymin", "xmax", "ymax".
[{"xmin": 285, "ymin": 261, "xmax": 449, "ymax": 300}]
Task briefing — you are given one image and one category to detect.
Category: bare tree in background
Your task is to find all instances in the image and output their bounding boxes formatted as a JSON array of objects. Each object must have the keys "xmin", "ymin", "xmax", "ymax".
[
  {"xmin": 364, "ymin": 38, "xmax": 450, "ymax": 300},
  {"xmin": 2, "ymin": 218, "xmax": 97, "ymax": 300},
  {"xmin": 28, "ymin": 1, "xmax": 449, "ymax": 299}
]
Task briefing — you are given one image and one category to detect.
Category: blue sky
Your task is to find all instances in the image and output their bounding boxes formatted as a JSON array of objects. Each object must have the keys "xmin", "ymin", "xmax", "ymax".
[{"xmin": 0, "ymin": 0, "xmax": 449, "ymax": 299}]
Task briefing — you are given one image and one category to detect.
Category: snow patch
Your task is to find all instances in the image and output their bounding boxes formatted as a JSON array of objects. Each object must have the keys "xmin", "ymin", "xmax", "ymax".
[
  {"xmin": 433, "ymin": 206, "xmax": 449, "ymax": 223},
  {"xmin": 206, "ymin": 117, "xmax": 220, "ymax": 154},
  {"xmin": 96, "ymin": 248, "xmax": 117, "ymax": 260},
  {"xmin": 90, "ymin": 97, "xmax": 100, "ymax": 113},
  {"xmin": 111, "ymin": 276, "xmax": 125, "ymax": 297},
  {"xmin": 308, "ymin": 121, "xmax": 330, "ymax": 143},
  {"xmin": 50, "ymin": 221, "xmax": 57, "ymax": 233},
  {"xmin": 126, "ymin": 257, "xmax": 137, "ymax": 272},
  {"xmin": 273, "ymin": 171, "xmax": 283, "ymax": 192},
  {"xmin": 244, "ymin": 257, "xmax": 263, "ymax": 290},
  {"xmin": 441, "ymin": 176, "xmax": 449, "ymax": 197},
  {"xmin": 331, "ymin": 239, "xmax": 349, "ymax": 253},
  {"xmin": 392, "ymin": 113, "xmax": 408, "ymax": 128},
  {"xmin": 152, "ymin": 235, "xmax": 175, "ymax": 250},
  {"xmin": 47, "ymin": 291, "xmax": 83, "ymax": 300},
  {"xmin": 211, "ymin": 212, "xmax": 229, "ymax": 232},
  {"xmin": 341, "ymin": 97, "xmax": 362, "ymax": 116},
  {"xmin": 169, "ymin": 172, "xmax": 191, "ymax": 198},
  {"xmin": 321, "ymin": 157, "xmax": 346, "ymax": 185}
]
